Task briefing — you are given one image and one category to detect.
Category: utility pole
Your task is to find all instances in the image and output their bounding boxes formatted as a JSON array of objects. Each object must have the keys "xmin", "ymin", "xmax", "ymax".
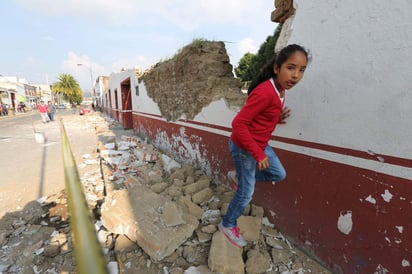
[{"xmin": 77, "ymin": 64, "xmax": 94, "ymax": 97}]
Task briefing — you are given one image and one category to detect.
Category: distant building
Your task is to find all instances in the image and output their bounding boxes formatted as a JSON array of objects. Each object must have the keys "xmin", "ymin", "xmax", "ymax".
[
  {"xmin": 0, "ymin": 75, "xmax": 35, "ymax": 109},
  {"xmin": 32, "ymin": 84, "xmax": 52, "ymax": 103},
  {"xmin": 94, "ymin": 75, "xmax": 110, "ymax": 109}
]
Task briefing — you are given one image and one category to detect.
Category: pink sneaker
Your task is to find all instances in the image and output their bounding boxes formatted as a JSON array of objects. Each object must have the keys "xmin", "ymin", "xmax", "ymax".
[
  {"xmin": 227, "ymin": 170, "xmax": 238, "ymax": 191},
  {"xmin": 218, "ymin": 222, "xmax": 246, "ymax": 247}
]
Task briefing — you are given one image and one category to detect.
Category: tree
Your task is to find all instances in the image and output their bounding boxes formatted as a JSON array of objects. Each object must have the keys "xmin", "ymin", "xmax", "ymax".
[
  {"xmin": 52, "ymin": 74, "xmax": 83, "ymax": 104},
  {"xmin": 235, "ymin": 52, "xmax": 255, "ymax": 81},
  {"xmin": 234, "ymin": 24, "xmax": 283, "ymax": 84}
]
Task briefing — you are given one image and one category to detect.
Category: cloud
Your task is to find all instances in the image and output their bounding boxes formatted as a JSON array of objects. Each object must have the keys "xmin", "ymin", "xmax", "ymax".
[
  {"xmin": 110, "ymin": 55, "xmax": 151, "ymax": 74},
  {"xmin": 146, "ymin": 0, "xmax": 254, "ymax": 31},
  {"xmin": 15, "ymin": 0, "xmax": 266, "ymax": 30},
  {"xmin": 15, "ymin": 0, "xmax": 136, "ymax": 22},
  {"xmin": 238, "ymin": 38, "xmax": 258, "ymax": 54},
  {"xmin": 63, "ymin": 52, "xmax": 90, "ymax": 72},
  {"xmin": 60, "ymin": 51, "xmax": 154, "ymax": 90},
  {"xmin": 62, "ymin": 52, "xmax": 105, "ymax": 89}
]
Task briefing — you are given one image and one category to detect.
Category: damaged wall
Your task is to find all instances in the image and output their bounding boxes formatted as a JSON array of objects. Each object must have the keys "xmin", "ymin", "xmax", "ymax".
[
  {"xmin": 271, "ymin": 0, "xmax": 295, "ymax": 23},
  {"xmin": 103, "ymin": 1, "xmax": 412, "ymax": 272},
  {"xmin": 140, "ymin": 40, "xmax": 244, "ymax": 122},
  {"xmin": 275, "ymin": 0, "xmax": 412, "ymax": 159}
]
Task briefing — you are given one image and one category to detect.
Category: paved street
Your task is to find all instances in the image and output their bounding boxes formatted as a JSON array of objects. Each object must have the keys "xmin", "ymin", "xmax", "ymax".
[{"xmin": 0, "ymin": 109, "xmax": 98, "ymax": 218}]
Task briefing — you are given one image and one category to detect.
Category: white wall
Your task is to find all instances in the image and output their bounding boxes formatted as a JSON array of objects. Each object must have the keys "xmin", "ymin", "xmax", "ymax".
[
  {"xmin": 109, "ymin": 69, "xmax": 138, "ymax": 110},
  {"xmin": 276, "ymin": 0, "xmax": 412, "ymax": 159},
  {"xmin": 134, "ymin": 84, "xmax": 162, "ymax": 117},
  {"xmin": 129, "ymin": 0, "xmax": 411, "ymax": 173}
]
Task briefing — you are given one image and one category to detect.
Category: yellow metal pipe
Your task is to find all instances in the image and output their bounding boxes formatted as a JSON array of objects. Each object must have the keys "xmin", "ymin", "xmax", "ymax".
[{"xmin": 60, "ymin": 120, "xmax": 108, "ymax": 274}]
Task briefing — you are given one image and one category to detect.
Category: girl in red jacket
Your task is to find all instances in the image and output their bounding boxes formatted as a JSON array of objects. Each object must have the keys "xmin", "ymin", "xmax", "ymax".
[{"xmin": 219, "ymin": 44, "xmax": 310, "ymax": 247}]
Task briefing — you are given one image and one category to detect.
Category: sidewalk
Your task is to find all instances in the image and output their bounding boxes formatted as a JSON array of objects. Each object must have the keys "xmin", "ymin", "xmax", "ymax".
[
  {"xmin": 0, "ymin": 113, "xmax": 333, "ymax": 273},
  {"xmin": 0, "ymin": 109, "xmax": 34, "ymax": 119}
]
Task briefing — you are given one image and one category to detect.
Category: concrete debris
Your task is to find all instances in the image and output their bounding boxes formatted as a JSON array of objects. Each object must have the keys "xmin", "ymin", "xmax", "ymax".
[{"xmin": 0, "ymin": 114, "xmax": 332, "ymax": 274}]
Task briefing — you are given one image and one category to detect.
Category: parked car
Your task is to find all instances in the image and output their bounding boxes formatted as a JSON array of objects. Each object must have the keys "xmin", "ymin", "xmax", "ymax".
[
  {"xmin": 56, "ymin": 104, "xmax": 67, "ymax": 109},
  {"xmin": 79, "ymin": 104, "xmax": 93, "ymax": 115}
]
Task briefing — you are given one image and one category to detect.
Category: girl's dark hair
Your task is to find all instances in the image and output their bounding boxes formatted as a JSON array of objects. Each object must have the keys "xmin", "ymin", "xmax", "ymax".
[{"xmin": 247, "ymin": 44, "xmax": 309, "ymax": 95}]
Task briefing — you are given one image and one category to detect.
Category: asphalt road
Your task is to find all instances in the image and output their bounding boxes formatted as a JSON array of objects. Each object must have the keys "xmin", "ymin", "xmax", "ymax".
[{"xmin": 0, "ymin": 109, "xmax": 99, "ymax": 218}]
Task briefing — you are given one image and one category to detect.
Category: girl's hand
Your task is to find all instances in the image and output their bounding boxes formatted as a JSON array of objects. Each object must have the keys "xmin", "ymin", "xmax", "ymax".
[
  {"xmin": 279, "ymin": 106, "xmax": 291, "ymax": 124},
  {"xmin": 257, "ymin": 157, "xmax": 269, "ymax": 170}
]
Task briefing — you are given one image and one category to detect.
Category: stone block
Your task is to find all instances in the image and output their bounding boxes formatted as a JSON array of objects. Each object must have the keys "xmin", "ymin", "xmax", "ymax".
[
  {"xmin": 101, "ymin": 182, "xmax": 198, "ymax": 261},
  {"xmin": 208, "ymin": 232, "xmax": 244, "ymax": 274}
]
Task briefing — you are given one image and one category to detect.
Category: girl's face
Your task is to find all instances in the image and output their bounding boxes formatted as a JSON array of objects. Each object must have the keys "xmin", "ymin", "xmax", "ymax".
[{"xmin": 274, "ymin": 51, "xmax": 307, "ymax": 91}]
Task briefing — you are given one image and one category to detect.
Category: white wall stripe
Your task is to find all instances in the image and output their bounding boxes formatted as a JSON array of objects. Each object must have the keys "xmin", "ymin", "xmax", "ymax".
[
  {"xmin": 136, "ymin": 112, "xmax": 412, "ymax": 180},
  {"xmin": 269, "ymin": 140, "xmax": 412, "ymax": 181}
]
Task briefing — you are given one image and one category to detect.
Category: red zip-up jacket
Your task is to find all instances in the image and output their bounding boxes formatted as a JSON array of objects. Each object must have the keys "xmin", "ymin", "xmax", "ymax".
[{"xmin": 230, "ymin": 79, "xmax": 283, "ymax": 162}]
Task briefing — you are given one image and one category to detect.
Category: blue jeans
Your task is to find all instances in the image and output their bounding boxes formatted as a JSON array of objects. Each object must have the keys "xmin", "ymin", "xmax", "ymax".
[
  {"xmin": 48, "ymin": 111, "xmax": 55, "ymax": 121},
  {"xmin": 222, "ymin": 139, "xmax": 286, "ymax": 227}
]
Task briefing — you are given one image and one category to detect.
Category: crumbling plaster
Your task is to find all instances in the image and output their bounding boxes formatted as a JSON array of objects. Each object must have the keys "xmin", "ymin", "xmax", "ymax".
[{"xmin": 140, "ymin": 41, "xmax": 244, "ymax": 122}]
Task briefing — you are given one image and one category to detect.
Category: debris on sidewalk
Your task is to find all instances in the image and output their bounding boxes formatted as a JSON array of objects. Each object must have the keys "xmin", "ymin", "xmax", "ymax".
[{"xmin": 0, "ymin": 113, "xmax": 332, "ymax": 274}]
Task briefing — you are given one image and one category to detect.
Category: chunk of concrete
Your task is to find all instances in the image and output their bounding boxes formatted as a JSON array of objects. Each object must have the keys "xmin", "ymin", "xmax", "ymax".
[
  {"xmin": 208, "ymin": 232, "xmax": 244, "ymax": 274},
  {"xmin": 100, "ymin": 182, "xmax": 198, "ymax": 261},
  {"xmin": 238, "ymin": 215, "xmax": 262, "ymax": 242}
]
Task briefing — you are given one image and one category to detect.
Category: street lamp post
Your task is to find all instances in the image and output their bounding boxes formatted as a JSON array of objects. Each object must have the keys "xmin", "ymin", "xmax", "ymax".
[{"xmin": 77, "ymin": 64, "xmax": 95, "ymax": 97}]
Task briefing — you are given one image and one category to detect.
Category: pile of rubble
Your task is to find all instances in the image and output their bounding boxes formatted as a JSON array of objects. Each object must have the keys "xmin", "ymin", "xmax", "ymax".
[{"xmin": 0, "ymin": 114, "xmax": 331, "ymax": 274}]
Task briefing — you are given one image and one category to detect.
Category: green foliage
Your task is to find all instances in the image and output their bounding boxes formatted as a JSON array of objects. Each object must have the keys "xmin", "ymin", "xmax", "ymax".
[
  {"xmin": 235, "ymin": 24, "xmax": 283, "ymax": 83},
  {"xmin": 71, "ymin": 92, "xmax": 83, "ymax": 104},
  {"xmin": 169, "ymin": 37, "xmax": 212, "ymax": 61},
  {"xmin": 190, "ymin": 38, "xmax": 209, "ymax": 48},
  {"xmin": 234, "ymin": 52, "xmax": 255, "ymax": 82},
  {"xmin": 52, "ymin": 74, "xmax": 83, "ymax": 104}
]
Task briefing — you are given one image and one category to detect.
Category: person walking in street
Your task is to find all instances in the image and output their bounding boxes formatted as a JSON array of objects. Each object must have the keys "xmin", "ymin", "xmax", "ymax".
[
  {"xmin": 72, "ymin": 102, "xmax": 77, "ymax": 114},
  {"xmin": 38, "ymin": 100, "xmax": 50, "ymax": 123},
  {"xmin": 0, "ymin": 102, "xmax": 7, "ymax": 116},
  {"xmin": 48, "ymin": 101, "xmax": 56, "ymax": 121},
  {"xmin": 219, "ymin": 44, "xmax": 310, "ymax": 247}
]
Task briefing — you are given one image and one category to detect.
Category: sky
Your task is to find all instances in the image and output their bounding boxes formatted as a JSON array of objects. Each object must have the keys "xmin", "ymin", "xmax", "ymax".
[{"xmin": 0, "ymin": 0, "xmax": 278, "ymax": 92}]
